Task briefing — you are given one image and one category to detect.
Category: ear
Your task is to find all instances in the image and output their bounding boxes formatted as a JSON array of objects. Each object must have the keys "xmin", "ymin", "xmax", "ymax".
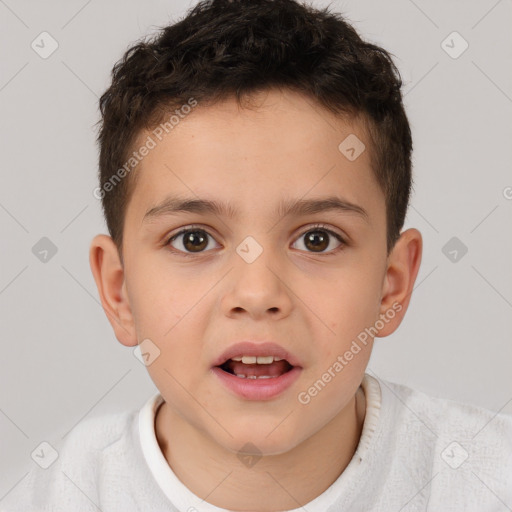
[
  {"xmin": 89, "ymin": 234, "xmax": 138, "ymax": 347},
  {"xmin": 375, "ymin": 228, "xmax": 423, "ymax": 337}
]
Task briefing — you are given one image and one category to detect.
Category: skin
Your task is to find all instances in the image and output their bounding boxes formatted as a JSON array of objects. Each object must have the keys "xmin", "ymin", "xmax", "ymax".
[{"xmin": 90, "ymin": 88, "xmax": 422, "ymax": 511}]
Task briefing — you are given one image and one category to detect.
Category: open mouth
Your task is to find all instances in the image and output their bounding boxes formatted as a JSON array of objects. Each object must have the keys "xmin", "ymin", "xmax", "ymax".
[{"xmin": 217, "ymin": 358, "xmax": 294, "ymax": 379}]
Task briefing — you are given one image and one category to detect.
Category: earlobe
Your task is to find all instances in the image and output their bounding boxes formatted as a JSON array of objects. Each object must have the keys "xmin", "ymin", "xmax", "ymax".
[
  {"xmin": 89, "ymin": 234, "xmax": 138, "ymax": 347},
  {"xmin": 376, "ymin": 228, "xmax": 423, "ymax": 337}
]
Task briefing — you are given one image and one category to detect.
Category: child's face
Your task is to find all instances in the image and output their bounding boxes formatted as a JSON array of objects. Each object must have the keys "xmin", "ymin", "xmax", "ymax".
[{"xmin": 92, "ymin": 88, "xmax": 420, "ymax": 456}]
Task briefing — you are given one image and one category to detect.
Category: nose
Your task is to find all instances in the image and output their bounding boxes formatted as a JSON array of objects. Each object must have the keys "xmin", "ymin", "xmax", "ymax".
[{"xmin": 221, "ymin": 242, "xmax": 293, "ymax": 320}]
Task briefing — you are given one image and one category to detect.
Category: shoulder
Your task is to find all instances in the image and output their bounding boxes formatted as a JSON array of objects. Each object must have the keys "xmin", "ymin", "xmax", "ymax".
[
  {"xmin": 1, "ymin": 407, "xmax": 138, "ymax": 512},
  {"xmin": 62, "ymin": 407, "xmax": 136, "ymax": 453},
  {"xmin": 382, "ymin": 376, "xmax": 512, "ymax": 441},
  {"xmin": 376, "ymin": 375, "xmax": 512, "ymax": 507}
]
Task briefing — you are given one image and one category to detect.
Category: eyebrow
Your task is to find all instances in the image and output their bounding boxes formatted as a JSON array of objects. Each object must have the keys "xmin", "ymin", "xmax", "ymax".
[{"xmin": 143, "ymin": 195, "xmax": 369, "ymax": 223}]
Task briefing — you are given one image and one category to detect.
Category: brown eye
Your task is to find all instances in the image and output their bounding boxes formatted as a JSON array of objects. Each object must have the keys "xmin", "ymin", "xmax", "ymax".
[
  {"xmin": 182, "ymin": 230, "xmax": 208, "ymax": 252},
  {"xmin": 168, "ymin": 228, "xmax": 217, "ymax": 254},
  {"xmin": 292, "ymin": 226, "xmax": 345, "ymax": 254},
  {"xmin": 304, "ymin": 230, "xmax": 329, "ymax": 252}
]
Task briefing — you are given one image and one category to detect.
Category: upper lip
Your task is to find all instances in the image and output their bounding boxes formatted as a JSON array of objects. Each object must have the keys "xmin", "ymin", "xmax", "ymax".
[{"xmin": 212, "ymin": 341, "xmax": 302, "ymax": 368}]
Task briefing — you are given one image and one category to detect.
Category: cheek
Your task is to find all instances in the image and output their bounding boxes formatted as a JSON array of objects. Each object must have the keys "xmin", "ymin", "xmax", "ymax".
[
  {"xmin": 330, "ymin": 294, "xmax": 381, "ymax": 341},
  {"xmin": 317, "ymin": 272, "xmax": 382, "ymax": 335},
  {"xmin": 306, "ymin": 270, "xmax": 383, "ymax": 368},
  {"xmin": 128, "ymin": 263, "xmax": 203, "ymax": 339}
]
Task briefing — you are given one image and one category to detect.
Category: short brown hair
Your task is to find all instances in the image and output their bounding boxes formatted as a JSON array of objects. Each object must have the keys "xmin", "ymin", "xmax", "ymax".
[{"xmin": 96, "ymin": 0, "xmax": 413, "ymax": 262}]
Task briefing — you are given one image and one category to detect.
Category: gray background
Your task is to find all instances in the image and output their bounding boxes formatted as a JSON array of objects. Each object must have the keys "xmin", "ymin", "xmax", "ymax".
[{"xmin": 1, "ymin": 0, "xmax": 511, "ymax": 498}]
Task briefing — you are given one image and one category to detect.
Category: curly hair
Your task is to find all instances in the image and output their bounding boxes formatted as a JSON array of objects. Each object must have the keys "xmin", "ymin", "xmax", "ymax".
[{"xmin": 96, "ymin": 0, "xmax": 412, "ymax": 261}]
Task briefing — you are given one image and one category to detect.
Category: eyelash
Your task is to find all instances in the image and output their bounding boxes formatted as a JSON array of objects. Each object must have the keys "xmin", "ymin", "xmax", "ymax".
[{"xmin": 165, "ymin": 223, "xmax": 347, "ymax": 258}]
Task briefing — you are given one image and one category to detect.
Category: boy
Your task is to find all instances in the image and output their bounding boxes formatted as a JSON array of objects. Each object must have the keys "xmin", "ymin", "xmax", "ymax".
[{"xmin": 2, "ymin": 0, "xmax": 511, "ymax": 510}]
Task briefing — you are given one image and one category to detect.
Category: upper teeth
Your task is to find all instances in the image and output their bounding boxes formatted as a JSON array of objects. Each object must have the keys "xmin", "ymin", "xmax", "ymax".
[{"xmin": 231, "ymin": 355, "xmax": 283, "ymax": 364}]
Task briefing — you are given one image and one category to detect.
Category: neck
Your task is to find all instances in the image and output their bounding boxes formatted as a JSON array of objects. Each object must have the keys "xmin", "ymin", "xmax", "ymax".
[{"xmin": 155, "ymin": 386, "xmax": 366, "ymax": 511}]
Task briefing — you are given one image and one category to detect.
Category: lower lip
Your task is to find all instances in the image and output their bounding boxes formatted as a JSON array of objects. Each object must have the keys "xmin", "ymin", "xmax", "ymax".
[{"xmin": 211, "ymin": 366, "xmax": 302, "ymax": 400}]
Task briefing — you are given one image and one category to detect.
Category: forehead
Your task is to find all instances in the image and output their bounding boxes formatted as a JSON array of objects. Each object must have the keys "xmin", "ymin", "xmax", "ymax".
[{"xmin": 125, "ymin": 89, "xmax": 384, "ymax": 226}]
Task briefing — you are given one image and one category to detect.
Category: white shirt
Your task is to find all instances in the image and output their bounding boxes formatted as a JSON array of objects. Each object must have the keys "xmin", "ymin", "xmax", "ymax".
[{"xmin": 2, "ymin": 372, "xmax": 511, "ymax": 511}]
